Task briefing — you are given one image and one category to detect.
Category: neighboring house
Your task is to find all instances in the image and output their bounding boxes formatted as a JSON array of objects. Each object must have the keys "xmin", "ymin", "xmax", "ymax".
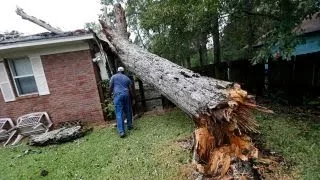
[
  {"xmin": 292, "ymin": 12, "xmax": 320, "ymax": 56},
  {"xmin": 0, "ymin": 31, "xmax": 106, "ymax": 125}
]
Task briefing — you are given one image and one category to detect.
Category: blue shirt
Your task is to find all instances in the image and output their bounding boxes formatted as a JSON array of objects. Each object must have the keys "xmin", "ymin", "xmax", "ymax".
[{"xmin": 109, "ymin": 72, "xmax": 132, "ymax": 95}]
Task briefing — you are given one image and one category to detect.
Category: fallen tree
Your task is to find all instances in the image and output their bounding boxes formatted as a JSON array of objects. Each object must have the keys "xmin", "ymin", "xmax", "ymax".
[
  {"xmin": 16, "ymin": 4, "xmax": 272, "ymax": 178},
  {"xmin": 98, "ymin": 4, "xmax": 272, "ymax": 178}
]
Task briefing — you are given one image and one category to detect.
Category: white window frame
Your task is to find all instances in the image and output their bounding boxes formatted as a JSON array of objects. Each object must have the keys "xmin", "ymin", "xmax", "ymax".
[{"xmin": 8, "ymin": 57, "xmax": 39, "ymax": 97}]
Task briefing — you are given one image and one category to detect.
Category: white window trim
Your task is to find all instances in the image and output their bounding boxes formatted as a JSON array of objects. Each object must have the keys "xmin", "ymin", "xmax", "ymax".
[
  {"xmin": 8, "ymin": 58, "xmax": 39, "ymax": 97},
  {"xmin": 0, "ymin": 60, "xmax": 16, "ymax": 102}
]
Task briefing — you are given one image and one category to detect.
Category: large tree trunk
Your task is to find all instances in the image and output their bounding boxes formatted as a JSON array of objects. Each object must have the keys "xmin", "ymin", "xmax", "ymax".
[{"xmin": 101, "ymin": 4, "xmax": 271, "ymax": 178}]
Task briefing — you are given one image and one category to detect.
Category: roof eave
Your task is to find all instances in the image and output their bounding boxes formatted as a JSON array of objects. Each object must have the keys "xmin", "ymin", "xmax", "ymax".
[{"xmin": 0, "ymin": 33, "xmax": 94, "ymax": 51}]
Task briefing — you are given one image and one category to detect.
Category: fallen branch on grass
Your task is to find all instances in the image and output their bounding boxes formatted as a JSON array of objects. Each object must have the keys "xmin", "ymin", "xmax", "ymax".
[{"xmin": 29, "ymin": 126, "xmax": 91, "ymax": 146}]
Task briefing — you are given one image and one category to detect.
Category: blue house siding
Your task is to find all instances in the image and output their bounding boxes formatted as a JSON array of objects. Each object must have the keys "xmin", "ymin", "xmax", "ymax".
[{"xmin": 294, "ymin": 33, "xmax": 320, "ymax": 56}]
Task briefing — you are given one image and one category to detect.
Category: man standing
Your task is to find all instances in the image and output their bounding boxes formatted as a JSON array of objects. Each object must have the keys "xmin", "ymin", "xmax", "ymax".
[{"xmin": 109, "ymin": 67, "xmax": 133, "ymax": 138}]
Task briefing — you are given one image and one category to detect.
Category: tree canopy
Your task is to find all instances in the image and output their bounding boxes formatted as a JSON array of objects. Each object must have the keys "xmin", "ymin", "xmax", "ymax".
[{"xmin": 98, "ymin": 0, "xmax": 320, "ymax": 66}]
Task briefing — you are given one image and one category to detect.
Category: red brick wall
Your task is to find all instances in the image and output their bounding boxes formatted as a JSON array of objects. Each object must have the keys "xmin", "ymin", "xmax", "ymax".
[{"xmin": 0, "ymin": 50, "xmax": 105, "ymax": 126}]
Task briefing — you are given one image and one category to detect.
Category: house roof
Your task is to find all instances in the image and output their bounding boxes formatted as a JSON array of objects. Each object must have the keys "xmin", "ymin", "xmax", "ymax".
[
  {"xmin": 295, "ymin": 12, "xmax": 320, "ymax": 34},
  {"xmin": 0, "ymin": 30, "xmax": 94, "ymax": 51}
]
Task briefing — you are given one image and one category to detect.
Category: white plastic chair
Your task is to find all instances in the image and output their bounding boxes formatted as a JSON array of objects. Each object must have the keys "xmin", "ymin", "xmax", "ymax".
[
  {"xmin": 0, "ymin": 118, "xmax": 15, "ymax": 142},
  {"xmin": 8, "ymin": 112, "xmax": 53, "ymax": 146},
  {"xmin": 16, "ymin": 112, "xmax": 52, "ymax": 134},
  {"xmin": 0, "ymin": 118, "xmax": 19, "ymax": 146}
]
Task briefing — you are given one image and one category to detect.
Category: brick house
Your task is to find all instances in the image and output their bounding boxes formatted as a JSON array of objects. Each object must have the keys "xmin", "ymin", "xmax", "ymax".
[{"xmin": 0, "ymin": 31, "xmax": 106, "ymax": 125}]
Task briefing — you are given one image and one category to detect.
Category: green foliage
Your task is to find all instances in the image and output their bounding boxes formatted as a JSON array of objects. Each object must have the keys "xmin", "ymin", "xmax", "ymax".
[
  {"xmin": 127, "ymin": 0, "xmax": 319, "ymax": 64},
  {"xmin": 100, "ymin": 0, "xmax": 125, "ymax": 7},
  {"xmin": 124, "ymin": 0, "xmax": 220, "ymax": 66},
  {"xmin": 99, "ymin": 79, "xmax": 109, "ymax": 89},
  {"xmin": 0, "ymin": 110, "xmax": 193, "ymax": 179},
  {"xmin": 102, "ymin": 99, "xmax": 115, "ymax": 119},
  {"xmin": 221, "ymin": 0, "xmax": 320, "ymax": 63},
  {"xmin": 190, "ymin": 53, "xmax": 200, "ymax": 67},
  {"xmin": 98, "ymin": 80, "xmax": 115, "ymax": 120},
  {"xmin": 84, "ymin": 22, "xmax": 101, "ymax": 33},
  {"xmin": 96, "ymin": 0, "xmax": 319, "ymax": 64}
]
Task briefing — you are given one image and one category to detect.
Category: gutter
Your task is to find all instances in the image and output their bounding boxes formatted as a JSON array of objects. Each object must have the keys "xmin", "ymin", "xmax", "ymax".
[{"xmin": 0, "ymin": 34, "xmax": 94, "ymax": 51}]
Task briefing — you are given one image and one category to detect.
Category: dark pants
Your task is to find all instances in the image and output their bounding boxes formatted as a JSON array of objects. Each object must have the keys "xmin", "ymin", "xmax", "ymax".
[{"xmin": 113, "ymin": 93, "xmax": 133, "ymax": 134}]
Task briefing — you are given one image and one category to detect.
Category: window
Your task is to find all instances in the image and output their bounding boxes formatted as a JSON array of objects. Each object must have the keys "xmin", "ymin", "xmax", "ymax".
[{"xmin": 8, "ymin": 57, "xmax": 38, "ymax": 96}]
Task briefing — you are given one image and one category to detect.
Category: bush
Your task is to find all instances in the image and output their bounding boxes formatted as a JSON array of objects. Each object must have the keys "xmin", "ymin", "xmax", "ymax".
[
  {"xmin": 99, "ymin": 79, "xmax": 110, "ymax": 89},
  {"xmin": 102, "ymin": 99, "xmax": 115, "ymax": 120}
]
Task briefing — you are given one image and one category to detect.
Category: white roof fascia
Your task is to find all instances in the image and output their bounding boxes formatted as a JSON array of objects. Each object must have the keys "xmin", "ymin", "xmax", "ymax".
[{"xmin": 0, "ymin": 34, "xmax": 94, "ymax": 51}]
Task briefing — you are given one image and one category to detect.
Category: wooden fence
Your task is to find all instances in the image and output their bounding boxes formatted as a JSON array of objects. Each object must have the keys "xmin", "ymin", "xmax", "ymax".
[{"xmin": 192, "ymin": 52, "xmax": 320, "ymax": 104}]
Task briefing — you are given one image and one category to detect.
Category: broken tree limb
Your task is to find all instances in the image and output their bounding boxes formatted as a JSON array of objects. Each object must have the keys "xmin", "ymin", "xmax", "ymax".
[
  {"xmin": 114, "ymin": 3, "xmax": 130, "ymax": 39},
  {"xmin": 16, "ymin": 6, "xmax": 63, "ymax": 34},
  {"xmin": 99, "ymin": 4, "xmax": 272, "ymax": 178},
  {"xmin": 28, "ymin": 126, "xmax": 91, "ymax": 146},
  {"xmin": 92, "ymin": 33, "xmax": 114, "ymax": 78}
]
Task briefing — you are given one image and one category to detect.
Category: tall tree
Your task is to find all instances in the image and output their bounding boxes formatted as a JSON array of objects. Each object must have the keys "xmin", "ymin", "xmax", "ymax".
[
  {"xmin": 212, "ymin": 13, "xmax": 221, "ymax": 64},
  {"xmin": 121, "ymin": 0, "xmax": 221, "ymax": 68},
  {"xmin": 220, "ymin": 0, "xmax": 320, "ymax": 62},
  {"xmin": 98, "ymin": 5, "xmax": 271, "ymax": 178},
  {"xmin": 100, "ymin": 0, "xmax": 320, "ymax": 67}
]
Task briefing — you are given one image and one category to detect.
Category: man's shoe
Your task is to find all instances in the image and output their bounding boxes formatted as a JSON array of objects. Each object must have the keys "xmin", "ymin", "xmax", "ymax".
[
  {"xmin": 128, "ymin": 126, "xmax": 134, "ymax": 131},
  {"xmin": 119, "ymin": 132, "xmax": 126, "ymax": 138}
]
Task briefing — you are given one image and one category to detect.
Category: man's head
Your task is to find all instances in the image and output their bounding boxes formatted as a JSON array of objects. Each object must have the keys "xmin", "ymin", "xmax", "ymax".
[{"xmin": 117, "ymin": 67, "xmax": 124, "ymax": 73}]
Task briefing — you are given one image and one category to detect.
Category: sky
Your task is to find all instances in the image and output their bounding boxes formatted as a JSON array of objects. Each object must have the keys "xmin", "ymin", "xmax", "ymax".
[{"xmin": 0, "ymin": 0, "xmax": 101, "ymax": 35}]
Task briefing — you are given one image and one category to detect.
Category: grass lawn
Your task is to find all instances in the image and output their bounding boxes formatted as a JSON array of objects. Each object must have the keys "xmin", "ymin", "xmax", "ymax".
[
  {"xmin": 256, "ymin": 111, "xmax": 320, "ymax": 179},
  {"xmin": 0, "ymin": 110, "xmax": 194, "ymax": 180},
  {"xmin": 1, "ymin": 109, "xmax": 319, "ymax": 180}
]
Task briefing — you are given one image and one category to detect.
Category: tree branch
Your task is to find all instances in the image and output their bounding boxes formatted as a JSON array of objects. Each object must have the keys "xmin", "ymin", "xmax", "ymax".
[
  {"xmin": 242, "ymin": 10, "xmax": 281, "ymax": 21},
  {"xmin": 114, "ymin": 3, "xmax": 130, "ymax": 39},
  {"xmin": 16, "ymin": 6, "xmax": 64, "ymax": 34}
]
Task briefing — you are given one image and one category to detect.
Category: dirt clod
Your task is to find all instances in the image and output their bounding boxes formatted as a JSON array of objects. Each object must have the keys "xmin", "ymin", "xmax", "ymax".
[{"xmin": 40, "ymin": 170, "xmax": 48, "ymax": 176}]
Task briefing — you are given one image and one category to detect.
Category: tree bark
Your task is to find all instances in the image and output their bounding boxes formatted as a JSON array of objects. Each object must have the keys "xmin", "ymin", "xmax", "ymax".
[
  {"xmin": 198, "ymin": 35, "xmax": 208, "ymax": 67},
  {"xmin": 198, "ymin": 45, "xmax": 204, "ymax": 67},
  {"xmin": 99, "ymin": 4, "xmax": 271, "ymax": 178},
  {"xmin": 28, "ymin": 126, "xmax": 90, "ymax": 146},
  {"xmin": 15, "ymin": 6, "xmax": 63, "ymax": 34},
  {"xmin": 244, "ymin": 0, "xmax": 254, "ymax": 58},
  {"xmin": 185, "ymin": 55, "xmax": 191, "ymax": 68},
  {"xmin": 212, "ymin": 13, "xmax": 223, "ymax": 80}
]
